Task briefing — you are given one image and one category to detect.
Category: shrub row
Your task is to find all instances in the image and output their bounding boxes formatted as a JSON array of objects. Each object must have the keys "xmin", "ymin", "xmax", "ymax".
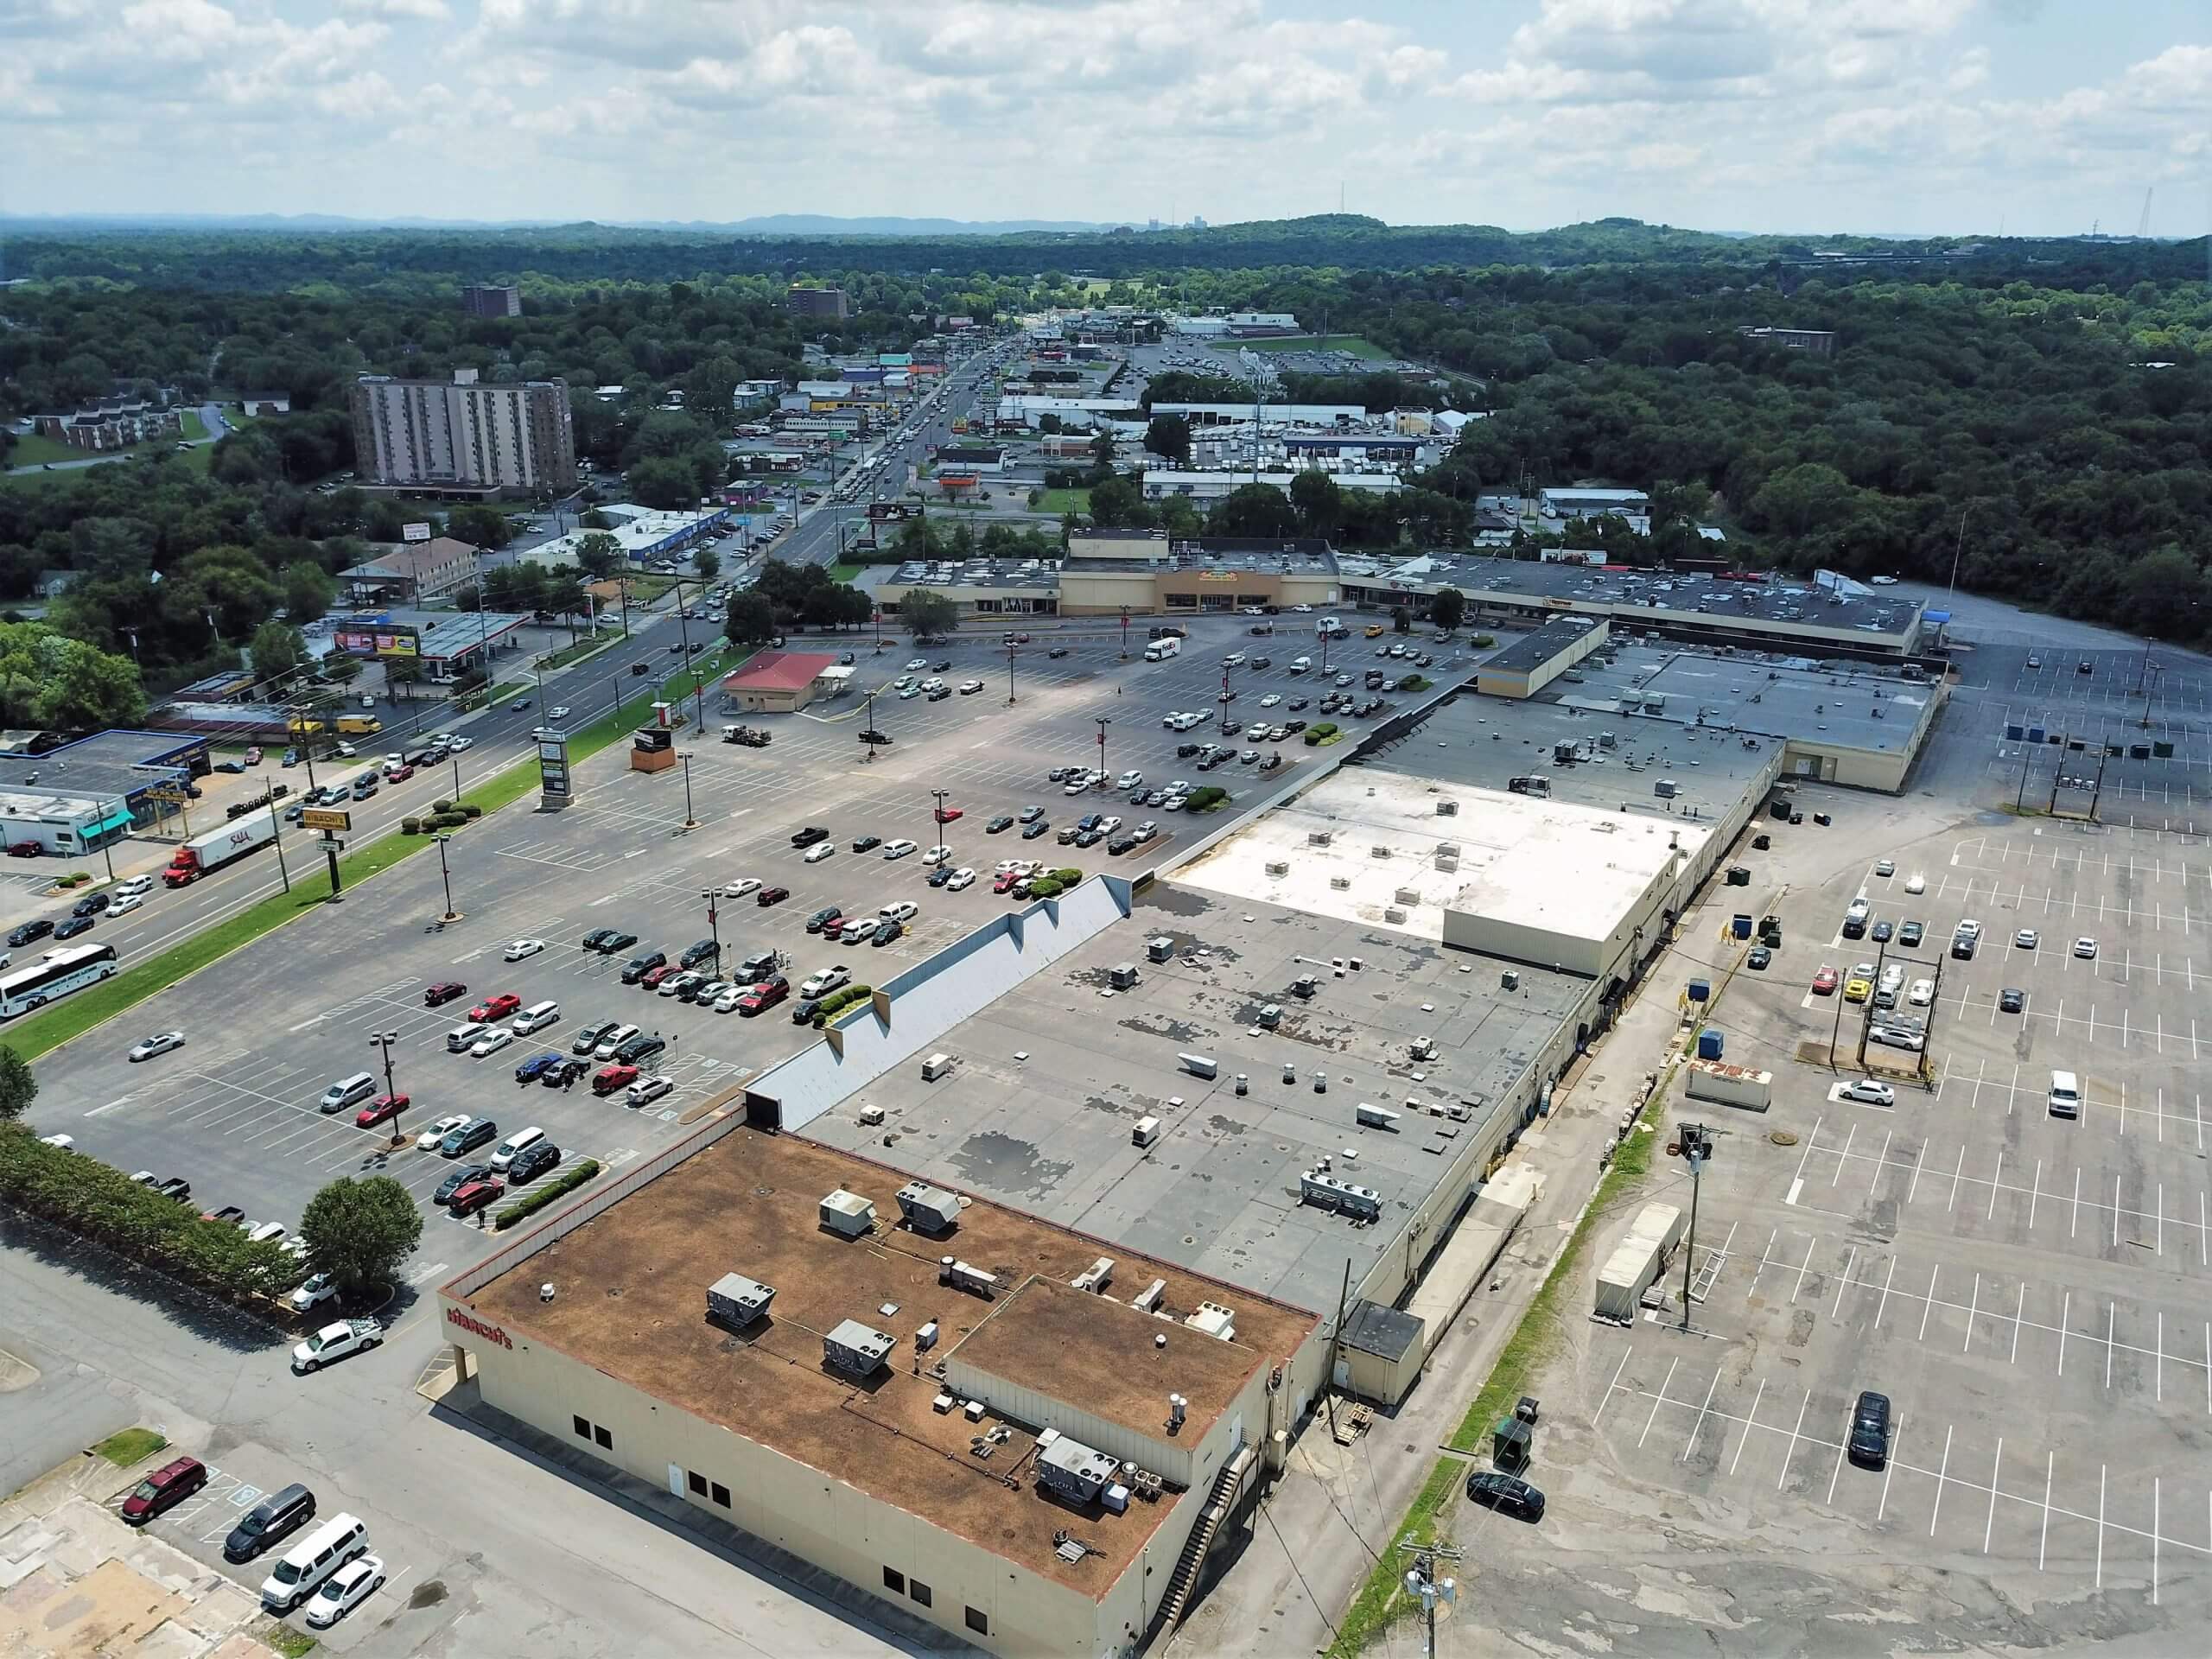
[
  {"xmin": 0, "ymin": 1127, "xmax": 298, "ymax": 1300},
  {"xmin": 1185, "ymin": 785, "xmax": 1230, "ymax": 811},
  {"xmin": 492, "ymin": 1158, "xmax": 601, "ymax": 1231},
  {"xmin": 814, "ymin": 983, "xmax": 873, "ymax": 1022},
  {"xmin": 1303, "ymin": 721, "xmax": 1341, "ymax": 746}
]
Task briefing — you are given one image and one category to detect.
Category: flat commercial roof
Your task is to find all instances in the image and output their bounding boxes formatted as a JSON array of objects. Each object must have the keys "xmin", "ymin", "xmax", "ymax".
[
  {"xmin": 805, "ymin": 887, "xmax": 1586, "ymax": 1317},
  {"xmin": 1484, "ymin": 614, "xmax": 1602, "ymax": 676},
  {"xmin": 1334, "ymin": 556, "xmax": 1923, "ymax": 644},
  {"xmin": 887, "ymin": 560, "xmax": 1061, "ymax": 592},
  {"xmin": 1592, "ymin": 650, "xmax": 1935, "ymax": 760},
  {"xmin": 0, "ymin": 728, "xmax": 204, "ymax": 803},
  {"xmin": 464, "ymin": 1127, "xmax": 1311, "ymax": 1593},
  {"xmin": 1174, "ymin": 768, "xmax": 1706, "ymax": 953}
]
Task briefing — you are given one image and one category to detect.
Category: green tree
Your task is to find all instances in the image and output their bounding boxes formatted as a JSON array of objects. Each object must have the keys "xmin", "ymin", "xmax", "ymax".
[
  {"xmin": 627, "ymin": 455, "xmax": 700, "ymax": 511},
  {"xmin": 2122, "ymin": 545, "xmax": 2209, "ymax": 641},
  {"xmin": 280, "ymin": 560, "xmax": 337, "ymax": 625},
  {"xmin": 1389, "ymin": 605, "xmax": 1411, "ymax": 632},
  {"xmin": 725, "ymin": 591, "xmax": 780, "ymax": 645},
  {"xmin": 0, "ymin": 1046, "xmax": 35, "ymax": 1123},
  {"xmin": 901, "ymin": 588, "xmax": 959, "ymax": 643},
  {"xmin": 694, "ymin": 547, "xmax": 721, "ymax": 580},
  {"xmin": 446, "ymin": 504, "xmax": 515, "ymax": 550},
  {"xmin": 250, "ymin": 620, "xmax": 307, "ymax": 684},
  {"xmin": 578, "ymin": 509, "xmax": 613, "ymax": 531},
  {"xmin": 297, "ymin": 1175, "xmax": 423, "ymax": 1296},
  {"xmin": 1208, "ymin": 483, "xmax": 1299, "ymax": 539},
  {"xmin": 0, "ymin": 624, "xmax": 145, "ymax": 729},
  {"xmin": 575, "ymin": 532, "xmax": 625, "ymax": 581},
  {"xmin": 1288, "ymin": 470, "xmax": 1342, "ymax": 536},
  {"xmin": 1143, "ymin": 413, "xmax": 1191, "ymax": 465},
  {"xmin": 1430, "ymin": 586, "xmax": 1466, "ymax": 631}
]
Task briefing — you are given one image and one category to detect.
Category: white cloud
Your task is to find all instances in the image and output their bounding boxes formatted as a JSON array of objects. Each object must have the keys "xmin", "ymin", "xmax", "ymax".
[{"xmin": 0, "ymin": 0, "xmax": 2201, "ymax": 232}]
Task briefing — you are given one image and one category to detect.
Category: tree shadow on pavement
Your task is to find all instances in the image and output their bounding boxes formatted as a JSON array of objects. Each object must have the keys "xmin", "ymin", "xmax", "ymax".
[{"xmin": 0, "ymin": 1210, "xmax": 289, "ymax": 1353}]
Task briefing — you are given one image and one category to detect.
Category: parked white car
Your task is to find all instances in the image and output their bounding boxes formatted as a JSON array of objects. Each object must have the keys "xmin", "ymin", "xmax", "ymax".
[
  {"xmin": 1908, "ymin": 977, "xmax": 1935, "ymax": 1007},
  {"xmin": 946, "ymin": 868, "xmax": 976, "ymax": 890},
  {"xmin": 882, "ymin": 838, "xmax": 918, "ymax": 859},
  {"xmin": 469, "ymin": 1027, "xmax": 515, "ymax": 1058},
  {"xmin": 920, "ymin": 844, "xmax": 953, "ymax": 865},
  {"xmin": 723, "ymin": 877, "xmax": 761, "ymax": 898},
  {"xmin": 416, "ymin": 1113, "xmax": 470, "ymax": 1150},
  {"xmin": 1843, "ymin": 1079, "xmax": 1896, "ymax": 1106},
  {"xmin": 127, "ymin": 1030, "xmax": 186, "ymax": 1063},
  {"xmin": 503, "ymin": 938, "xmax": 546, "ymax": 961},
  {"xmin": 803, "ymin": 842, "xmax": 836, "ymax": 864},
  {"xmin": 304, "ymin": 1555, "xmax": 385, "ymax": 1630}
]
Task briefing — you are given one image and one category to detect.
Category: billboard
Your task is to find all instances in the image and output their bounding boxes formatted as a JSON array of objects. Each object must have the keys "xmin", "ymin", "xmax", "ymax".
[
  {"xmin": 334, "ymin": 625, "xmax": 421, "ymax": 658},
  {"xmin": 402, "ymin": 522, "xmax": 432, "ymax": 543}
]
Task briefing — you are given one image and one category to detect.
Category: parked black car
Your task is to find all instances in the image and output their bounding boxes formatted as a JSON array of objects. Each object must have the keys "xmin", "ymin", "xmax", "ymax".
[
  {"xmin": 435, "ymin": 1163, "xmax": 491, "ymax": 1205},
  {"xmin": 1464, "ymin": 1471, "xmax": 1545, "ymax": 1521},
  {"xmin": 223, "ymin": 1483, "xmax": 316, "ymax": 1562},
  {"xmin": 620, "ymin": 950, "xmax": 667, "ymax": 984},
  {"xmin": 1847, "ymin": 1389, "xmax": 1892, "ymax": 1468}
]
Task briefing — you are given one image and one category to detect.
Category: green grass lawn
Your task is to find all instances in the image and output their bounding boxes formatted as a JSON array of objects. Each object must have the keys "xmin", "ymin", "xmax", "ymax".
[
  {"xmin": 826, "ymin": 563, "xmax": 864, "ymax": 583},
  {"xmin": 94, "ymin": 1427, "xmax": 168, "ymax": 1466},
  {"xmin": 6, "ymin": 430, "xmax": 93, "ymax": 467},
  {"xmin": 1293, "ymin": 334, "xmax": 1392, "ymax": 360},
  {"xmin": 179, "ymin": 409, "xmax": 208, "ymax": 441},
  {"xmin": 1035, "ymin": 487, "xmax": 1091, "ymax": 516}
]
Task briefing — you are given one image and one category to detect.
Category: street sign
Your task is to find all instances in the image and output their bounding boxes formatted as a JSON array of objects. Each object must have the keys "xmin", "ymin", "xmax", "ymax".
[{"xmin": 302, "ymin": 807, "xmax": 353, "ymax": 833}]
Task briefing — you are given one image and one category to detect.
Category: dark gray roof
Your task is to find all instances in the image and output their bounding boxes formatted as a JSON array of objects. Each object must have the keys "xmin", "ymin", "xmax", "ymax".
[
  {"xmin": 1484, "ymin": 615, "xmax": 1602, "ymax": 675},
  {"xmin": 1341, "ymin": 1299, "xmax": 1424, "ymax": 1362}
]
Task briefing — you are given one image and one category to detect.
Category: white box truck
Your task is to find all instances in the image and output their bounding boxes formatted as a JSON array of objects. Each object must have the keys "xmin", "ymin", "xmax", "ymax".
[{"xmin": 1142, "ymin": 636, "xmax": 1182, "ymax": 662}]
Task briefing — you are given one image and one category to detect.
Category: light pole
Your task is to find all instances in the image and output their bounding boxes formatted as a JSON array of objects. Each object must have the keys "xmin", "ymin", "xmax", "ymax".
[
  {"xmin": 862, "ymin": 690, "xmax": 880, "ymax": 763},
  {"xmin": 700, "ymin": 887, "xmax": 722, "ymax": 971},
  {"xmin": 1118, "ymin": 605, "xmax": 1130, "ymax": 661},
  {"xmin": 1095, "ymin": 716, "xmax": 1110, "ymax": 786},
  {"xmin": 433, "ymin": 832, "xmax": 459, "ymax": 922},
  {"xmin": 1006, "ymin": 640, "xmax": 1019, "ymax": 705},
  {"xmin": 369, "ymin": 1029, "xmax": 406, "ymax": 1147},
  {"xmin": 679, "ymin": 751, "xmax": 698, "ymax": 829},
  {"xmin": 1676, "ymin": 1122, "xmax": 1713, "ymax": 1331},
  {"xmin": 930, "ymin": 787, "xmax": 950, "ymax": 853}
]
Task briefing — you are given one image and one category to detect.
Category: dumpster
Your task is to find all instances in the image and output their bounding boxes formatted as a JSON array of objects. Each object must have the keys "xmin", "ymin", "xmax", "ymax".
[
  {"xmin": 1731, "ymin": 915, "xmax": 1753, "ymax": 940},
  {"xmin": 1686, "ymin": 978, "xmax": 1711, "ymax": 1003},
  {"xmin": 1697, "ymin": 1029, "xmax": 1725, "ymax": 1061}
]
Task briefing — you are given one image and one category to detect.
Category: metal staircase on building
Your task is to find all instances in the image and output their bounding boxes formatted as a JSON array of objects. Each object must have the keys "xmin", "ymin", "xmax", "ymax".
[{"xmin": 1157, "ymin": 1444, "xmax": 1256, "ymax": 1634}]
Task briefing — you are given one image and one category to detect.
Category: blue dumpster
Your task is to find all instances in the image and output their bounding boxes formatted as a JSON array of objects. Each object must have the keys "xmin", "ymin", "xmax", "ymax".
[
  {"xmin": 1687, "ymin": 978, "xmax": 1712, "ymax": 1003},
  {"xmin": 1732, "ymin": 915, "xmax": 1753, "ymax": 939},
  {"xmin": 1698, "ymin": 1029, "xmax": 1725, "ymax": 1061}
]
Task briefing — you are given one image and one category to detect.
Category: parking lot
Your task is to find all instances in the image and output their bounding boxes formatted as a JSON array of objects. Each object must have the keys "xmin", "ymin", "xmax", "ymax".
[
  {"xmin": 25, "ymin": 615, "xmax": 1484, "ymax": 1262},
  {"xmin": 1444, "ymin": 788, "xmax": 2212, "ymax": 1650}
]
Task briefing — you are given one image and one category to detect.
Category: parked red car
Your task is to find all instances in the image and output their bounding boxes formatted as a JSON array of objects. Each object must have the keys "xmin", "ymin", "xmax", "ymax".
[
  {"xmin": 447, "ymin": 1175, "xmax": 505, "ymax": 1216},
  {"xmin": 468, "ymin": 993, "xmax": 522, "ymax": 1022},
  {"xmin": 640, "ymin": 963, "xmax": 677, "ymax": 989},
  {"xmin": 121, "ymin": 1455, "xmax": 207, "ymax": 1524},
  {"xmin": 355, "ymin": 1093, "xmax": 409, "ymax": 1128},
  {"xmin": 593, "ymin": 1063, "xmax": 640, "ymax": 1096},
  {"xmin": 423, "ymin": 982, "xmax": 467, "ymax": 1007},
  {"xmin": 934, "ymin": 806, "xmax": 963, "ymax": 823},
  {"xmin": 6, "ymin": 842, "xmax": 41, "ymax": 858},
  {"xmin": 737, "ymin": 979, "xmax": 789, "ymax": 1017},
  {"xmin": 1811, "ymin": 964, "xmax": 1840, "ymax": 995},
  {"xmin": 756, "ymin": 885, "xmax": 789, "ymax": 906},
  {"xmin": 994, "ymin": 871, "xmax": 1022, "ymax": 893}
]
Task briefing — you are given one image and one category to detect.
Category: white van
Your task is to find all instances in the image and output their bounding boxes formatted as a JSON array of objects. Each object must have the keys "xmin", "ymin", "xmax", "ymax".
[
  {"xmin": 317, "ymin": 1073, "xmax": 375, "ymax": 1114},
  {"xmin": 489, "ymin": 1126, "xmax": 543, "ymax": 1172},
  {"xmin": 512, "ymin": 1000, "xmax": 561, "ymax": 1035},
  {"xmin": 445, "ymin": 1026, "xmax": 477, "ymax": 1053},
  {"xmin": 260, "ymin": 1512, "xmax": 369, "ymax": 1611},
  {"xmin": 2048, "ymin": 1069, "xmax": 2082, "ymax": 1119},
  {"xmin": 594, "ymin": 1023, "xmax": 640, "ymax": 1061}
]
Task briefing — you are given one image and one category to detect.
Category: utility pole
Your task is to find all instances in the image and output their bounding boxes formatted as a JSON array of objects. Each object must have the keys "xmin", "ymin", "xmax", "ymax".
[
  {"xmin": 1006, "ymin": 640, "xmax": 1019, "ymax": 705},
  {"xmin": 931, "ymin": 786, "xmax": 950, "ymax": 853},
  {"xmin": 1395, "ymin": 1539, "xmax": 1461, "ymax": 1659},
  {"xmin": 265, "ymin": 801, "xmax": 290, "ymax": 893},
  {"xmin": 861, "ymin": 689, "xmax": 880, "ymax": 763},
  {"xmin": 433, "ymin": 832, "xmax": 459, "ymax": 922},
  {"xmin": 679, "ymin": 752, "xmax": 698, "ymax": 830},
  {"xmin": 1675, "ymin": 1122, "xmax": 1714, "ymax": 1330},
  {"xmin": 1947, "ymin": 508, "xmax": 1967, "ymax": 603}
]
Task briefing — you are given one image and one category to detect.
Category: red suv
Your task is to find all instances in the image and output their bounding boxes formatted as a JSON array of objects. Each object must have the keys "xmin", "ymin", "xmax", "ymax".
[
  {"xmin": 355, "ymin": 1093, "xmax": 409, "ymax": 1128},
  {"xmin": 640, "ymin": 963, "xmax": 677, "ymax": 990},
  {"xmin": 423, "ymin": 982, "xmax": 467, "ymax": 1007},
  {"xmin": 469, "ymin": 993, "xmax": 522, "ymax": 1022},
  {"xmin": 593, "ymin": 1063, "xmax": 639, "ymax": 1096},
  {"xmin": 447, "ymin": 1175, "xmax": 505, "ymax": 1216},
  {"xmin": 121, "ymin": 1455, "xmax": 207, "ymax": 1524},
  {"xmin": 737, "ymin": 978, "xmax": 790, "ymax": 1017}
]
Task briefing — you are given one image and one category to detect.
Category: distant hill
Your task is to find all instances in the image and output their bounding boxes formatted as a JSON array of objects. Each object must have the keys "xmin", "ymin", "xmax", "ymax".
[{"xmin": 721, "ymin": 214, "xmax": 1113, "ymax": 237}]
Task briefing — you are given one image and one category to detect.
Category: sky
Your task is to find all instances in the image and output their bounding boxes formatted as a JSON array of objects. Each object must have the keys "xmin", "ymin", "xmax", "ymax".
[{"xmin": 2, "ymin": 0, "xmax": 2207, "ymax": 236}]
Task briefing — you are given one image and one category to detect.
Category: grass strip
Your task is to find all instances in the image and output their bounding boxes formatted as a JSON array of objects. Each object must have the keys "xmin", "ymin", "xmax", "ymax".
[
  {"xmin": 93, "ymin": 1427, "xmax": 168, "ymax": 1465},
  {"xmin": 1327, "ymin": 1106, "xmax": 1661, "ymax": 1656}
]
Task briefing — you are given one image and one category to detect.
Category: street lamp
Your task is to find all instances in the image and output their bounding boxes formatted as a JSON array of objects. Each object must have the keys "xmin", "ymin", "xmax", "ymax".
[
  {"xmin": 931, "ymin": 787, "xmax": 950, "ymax": 854},
  {"xmin": 700, "ymin": 887, "xmax": 722, "ymax": 969},
  {"xmin": 1095, "ymin": 716, "xmax": 1110, "ymax": 785},
  {"xmin": 679, "ymin": 751, "xmax": 698, "ymax": 829},
  {"xmin": 369, "ymin": 1029, "xmax": 406, "ymax": 1146},
  {"xmin": 861, "ymin": 690, "xmax": 880, "ymax": 763},
  {"xmin": 1006, "ymin": 640, "xmax": 1019, "ymax": 705},
  {"xmin": 1118, "ymin": 605, "xmax": 1130, "ymax": 661},
  {"xmin": 433, "ymin": 832, "xmax": 459, "ymax": 922}
]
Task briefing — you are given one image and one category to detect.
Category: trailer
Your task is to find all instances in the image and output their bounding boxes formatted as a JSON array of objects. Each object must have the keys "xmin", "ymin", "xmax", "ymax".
[
  {"xmin": 162, "ymin": 815, "xmax": 278, "ymax": 887},
  {"xmin": 1684, "ymin": 1058, "xmax": 1773, "ymax": 1112},
  {"xmin": 1593, "ymin": 1201, "xmax": 1685, "ymax": 1321}
]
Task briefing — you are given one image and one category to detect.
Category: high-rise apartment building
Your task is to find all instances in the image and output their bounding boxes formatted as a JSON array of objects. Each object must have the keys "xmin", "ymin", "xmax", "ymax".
[
  {"xmin": 462, "ymin": 284, "xmax": 523, "ymax": 319},
  {"xmin": 786, "ymin": 284, "xmax": 850, "ymax": 321},
  {"xmin": 348, "ymin": 370, "xmax": 577, "ymax": 499}
]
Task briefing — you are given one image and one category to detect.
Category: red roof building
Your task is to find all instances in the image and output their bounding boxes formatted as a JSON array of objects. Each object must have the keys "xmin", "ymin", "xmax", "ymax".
[{"xmin": 721, "ymin": 651, "xmax": 839, "ymax": 713}]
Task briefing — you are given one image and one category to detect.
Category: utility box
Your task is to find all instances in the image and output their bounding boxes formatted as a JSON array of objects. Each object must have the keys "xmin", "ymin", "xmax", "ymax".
[
  {"xmin": 1109, "ymin": 963, "xmax": 1141, "ymax": 989},
  {"xmin": 921, "ymin": 1052, "xmax": 956, "ymax": 1081},
  {"xmin": 1132, "ymin": 1115, "xmax": 1162, "ymax": 1147},
  {"xmin": 895, "ymin": 1180, "xmax": 962, "ymax": 1235},
  {"xmin": 819, "ymin": 1189, "xmax": 875, "ymax": 1238},
  {"xmin": 1147, "ymin": 936, "xmax": 1174, "ymax": 963},
  {"xmin": 1179, "ymin": 1052, "xmax": 1218, "ymax": 1079}
]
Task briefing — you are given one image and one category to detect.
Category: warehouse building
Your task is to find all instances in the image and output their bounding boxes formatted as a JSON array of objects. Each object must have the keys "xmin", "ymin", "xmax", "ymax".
[
  {"xmin": 1139, "ymin": 469, "xmax": 1401, "ymax": 504},
  {"xmin": 442, "ymin": 1128, "xmax": 1313, "ymax": 1659}
]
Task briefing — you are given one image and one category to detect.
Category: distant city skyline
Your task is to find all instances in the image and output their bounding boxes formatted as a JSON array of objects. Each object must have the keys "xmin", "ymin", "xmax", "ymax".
[{"xmin": 3, "ymin": 0, "xmax": 2205, "ymax": 238}]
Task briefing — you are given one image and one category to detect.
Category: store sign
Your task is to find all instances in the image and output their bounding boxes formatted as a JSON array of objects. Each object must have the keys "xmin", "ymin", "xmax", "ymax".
[
  {"xmin": 334, "ymin": 627, "xmax": 421, "ymax": 658},
  {"xmin": 446, "ymin": 1306, "xmax": 512, "ymax": 1349},
  {"xmin": 301, "ymin": 808, "xmax": 352, "ymax": 833}
]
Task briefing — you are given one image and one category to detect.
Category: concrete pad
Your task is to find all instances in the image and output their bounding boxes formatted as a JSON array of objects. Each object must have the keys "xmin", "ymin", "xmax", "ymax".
[{"xmin": 0, "ymin": 1555, "xmax": 188, "ymax": 1657}]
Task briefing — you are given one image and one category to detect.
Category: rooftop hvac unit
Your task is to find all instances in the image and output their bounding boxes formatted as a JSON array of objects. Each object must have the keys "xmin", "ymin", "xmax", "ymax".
[
  {"xmin": 1300, "ymin": 1167, "xmax": 1382, "ymax": 1221},
  {"xmin": 1356, "ymin": 1102, "xmax": 1402, "ymax": 1130},
  {"xmin": 1307, "ymin": 830, "xmax": 1334, "ymax": 846},
  {"xmin": 1329, "ymin": 876, "xmax": 1351, "ymax": 890},
  {"xmin": 1184, "ymin": 1301, "xmax": 1236, "ymax": 1341},
  {"xmin": 939, "ymin": 1256, "xmax": 1000, "ymax": 1297},
  {"xmin": 1178, "ymin": 1052, "xmax": 1218, "ymax": 1079},
  {"xmin": 1384, "ymin": 907, "xmax": 1407, "ymax": 924},
  {"xmin": 1037, "ymin": 1434, "xmax": 1121, "ymax": 1506},
  {"xmin": 1433, "ymin": 842, "xmax": 1460, "ymax": 859},
  {"xmin": 1436, "ymin": 799, "xmax": 1459, "ymax": 816},
  {"xmin": 1394, "ymin": 887, "xmax": 1421, "ymax": 906},
  {"xmin": 819, "ymin": 1189, "xmax": 876, "ymax": 1238},
  {"xmin": 823, "ymin": 1319, "xmax": 896, "ymax": 1377},
  {"xmin": 1265, "ymin": 861, "xmax": 1290, "ymax": 877},
  {"xmin": 1653, "ymin": 779, "xmax": 1678, "ymax": 799},
  {"xmin": 895, "ymin": 1180, "xmax": 962, "ymax": 1236},
  {"xmin": 1132, "ymin": 1277, "xmax": 1166, "ymax": 1314},
  {"xmin": 1071, "ymin": 1256, "xmax": 1116, "ymax": 1294},
  {"xmin": 706, "ymin": 1272, "xmax": 776, "ymax": 1329}
]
